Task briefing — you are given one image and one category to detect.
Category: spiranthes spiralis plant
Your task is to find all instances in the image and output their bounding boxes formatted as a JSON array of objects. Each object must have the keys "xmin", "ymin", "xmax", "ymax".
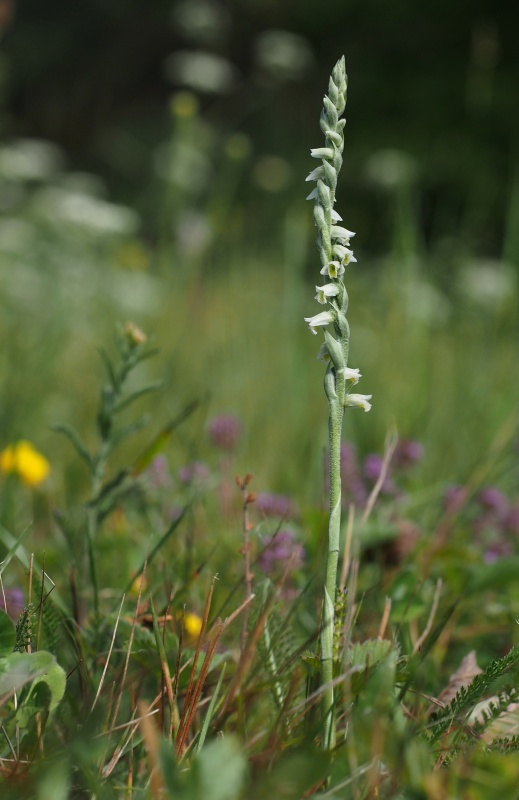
[{"xmin": 304, "ymin": 56, "xmax": 372, "ymax": 750}]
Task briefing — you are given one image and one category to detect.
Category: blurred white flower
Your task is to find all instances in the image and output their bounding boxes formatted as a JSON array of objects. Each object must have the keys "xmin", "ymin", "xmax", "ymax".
[
  {"xmin": 402, "ymin": 277, "xmax": 451, "ymax": 325},
  {"xmin": 175, "ymin": 210, "xmax": 213, "ymax": 257},
  {"xmin": 154, "ymin": 140, "xmax": 211, "ymax": 193},
  {"xmin": 366, "ymin": 149, "xmax": 418, "ymax": 189},
  {"xmin": 0, "ymin": 139, "xmax": 64, "ymax": 181},
  {"xmin": 32, "ymin": 188, "xmax": 139, "ymax": 236},
  {"xmin": 0, "ymin": 218, "xmax": 37, "ymax": 253},
  {"xmin": 109, "ymin": 271, "xmax": 161, "ymax": 315},
  {"xmin": 458, "ymin": 260, "xmax": 516, "ymax": 307},
  {"xmin": 254, "ymin": 29, "xmax": 313, "ymax": 81},
  {"xmin": 164, "ymin": 50, "xmax": 238, "ymax": 94},
  {"xmin": 55, "ymin": 171, "xmax": 107, "ymax": 197},
  {"xmin": 171, "ymin": 0, "xmax": 230, "ymax": 45}
]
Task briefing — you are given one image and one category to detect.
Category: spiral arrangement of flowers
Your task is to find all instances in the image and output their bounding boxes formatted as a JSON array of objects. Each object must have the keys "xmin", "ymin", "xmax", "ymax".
[{"xmin": 304, "ymin": 57, "xmax": 373, "ymax": 750}]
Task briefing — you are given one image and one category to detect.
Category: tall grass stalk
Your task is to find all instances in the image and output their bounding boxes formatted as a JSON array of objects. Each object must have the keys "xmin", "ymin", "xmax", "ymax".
[{"xmin": 304, "ymin": 56, "xmax": 372, "ymax": 750}]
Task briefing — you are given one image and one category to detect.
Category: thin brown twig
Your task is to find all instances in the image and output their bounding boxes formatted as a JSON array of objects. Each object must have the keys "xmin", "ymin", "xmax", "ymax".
[
  {"xmin": 215, "ymin": 596, "xmax": 274, "ymax": 726},
  {"xmin": 103, "ymin": 706, "xmax": 159, "ymax": 778},
  {"xmin": 377, "ymin": 597, "xmax": 392, "ymax": 641},
  {"xmin": 138, "ymin": 700, "xmax": 164, "ymax": 796},
  {"xmin": 157, "ymin": 619, "xmax": 176, "ymax": 741},
  {"xmin": 237, "ymin": 474, "xmax": 255, "ymax": 654},
  {"xmin": 222, "ymin": 593, "xmax": 256, "ymax": 631},
  {"xmin": 176, "ymin": 618, "xmax": 224, "ymax": 758},
  {"xmin": 180, "ymin": 577, "xmax": 216, "ymax": 727},
  {"xmin": 360, "ymin": 426, "xmax": 398, "ymax": 528},
  {"xmin": 101, "ymin": 707, "xmax": 160, "ymax": 739}
]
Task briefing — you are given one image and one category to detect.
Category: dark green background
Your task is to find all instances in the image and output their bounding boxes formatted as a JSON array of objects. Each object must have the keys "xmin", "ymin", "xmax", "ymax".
[{"xmin": 2, "ymin": 0, "xmax": 518, "ymax": 256}]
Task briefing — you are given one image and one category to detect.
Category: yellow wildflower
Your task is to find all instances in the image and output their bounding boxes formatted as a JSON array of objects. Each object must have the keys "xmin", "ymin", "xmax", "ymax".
[
  {"xmin": 182, "ymin": 611, "xmax": 203, "ymax": 642},
  {"xmin": 0, "ymin": 441, "xmax": 51, "ymax": 487}
]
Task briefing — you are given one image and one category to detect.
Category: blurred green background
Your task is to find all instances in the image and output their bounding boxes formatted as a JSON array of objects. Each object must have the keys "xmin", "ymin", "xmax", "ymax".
[{"xmin": 0, "ymin": 0, "xmax": 518, "ymax": 510}]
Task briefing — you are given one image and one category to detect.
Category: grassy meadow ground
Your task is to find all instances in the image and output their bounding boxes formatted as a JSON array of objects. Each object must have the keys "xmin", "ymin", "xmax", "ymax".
[{"xmin": 0, "ymin": 130, "xmax": 519, "ymax": 798}]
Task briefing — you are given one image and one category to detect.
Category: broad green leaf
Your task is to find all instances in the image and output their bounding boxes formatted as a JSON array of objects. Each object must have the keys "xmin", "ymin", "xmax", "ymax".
[
  {"xmin": 27, "ymin": 650, "xmax": 66, "ymax": 711},
  {"xmin": 0, "ymin": 651, "xmax": 50, "ymax": 697},
  {"xmin": 17, "ymin": 681, "xmax": 52, "ymax": 730},
  {"xmin": 0, "ymin": 650, "xmax": 65, "ymax": 712},
  {"xmin": 191, "ymin": 737, "xmax": 247, "ymax": 800},
  {"xmin": 347, "ymin": 639, "xmax": 394, "ymax": 669}
]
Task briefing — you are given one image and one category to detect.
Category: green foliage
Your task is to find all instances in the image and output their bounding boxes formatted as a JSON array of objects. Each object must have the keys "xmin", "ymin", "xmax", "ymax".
[
  {"xmin": 0, "ymin": 30, "xmax": 519, "ymax": 798},
  {"xmin": 427, "ymin": 645, "xmax": 519, "ymax": 745},
  {"xmin": 160, "ymin": 737, "xmax": 247, "ymax": 800},
  {"xmin": 0, "ymin": 609, "xmax": 15, "ymax": 653}
]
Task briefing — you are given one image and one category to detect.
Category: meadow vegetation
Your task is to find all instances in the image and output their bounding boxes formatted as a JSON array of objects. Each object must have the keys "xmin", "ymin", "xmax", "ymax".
[{"xmin": 0, "ymin": 51, "xmax": 519, "ymax": 799}]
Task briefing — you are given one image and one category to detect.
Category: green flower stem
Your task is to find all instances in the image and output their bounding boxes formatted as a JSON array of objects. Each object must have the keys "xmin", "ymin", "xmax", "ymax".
[
  {"xmin": 321, "ymin": 366, "xmax": 345, "ymax": 749},
  {"xmin": 304, "ymin": 57, "xmax": 371, "ymax": 749}
]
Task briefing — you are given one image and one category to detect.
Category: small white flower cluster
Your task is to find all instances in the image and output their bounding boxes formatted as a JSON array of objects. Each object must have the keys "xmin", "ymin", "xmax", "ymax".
[{"xmin": 303, "ymin": 58, "xmax": 371, "ymax": 413}]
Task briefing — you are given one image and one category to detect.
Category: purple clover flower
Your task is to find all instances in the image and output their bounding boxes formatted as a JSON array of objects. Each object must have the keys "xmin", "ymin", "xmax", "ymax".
[
  {"xmin": 256, "ymin": 492, "xmax": 294, "ymax": 519},
  {"xmin": 476, "ymin": 487, "xmax": 510, "ymax": 518},
  {"xmin": 393, "ymin": 440, "xmax": 424, "ymax": 469},
  {"xmin": 363, "ymin": 453, "xmax": 396, "ymax": 495},
  {"xmin": 207, "ymin": 414, "xmax": 242, "ymax": 452},
  {"xmin": 178, "ymin": 461, "xmax": 210, "ymax": 486},
  {"xmin": 258, "ymin": 529, "xmax": 305, "ymax": 574}
]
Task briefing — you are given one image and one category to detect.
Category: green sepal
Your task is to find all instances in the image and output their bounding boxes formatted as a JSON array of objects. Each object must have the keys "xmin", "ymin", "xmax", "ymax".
[
  {"xmin": 323, "ymin": 364, "xmax": 337, "ymax": 402},
  {"xmin": 323, "ymin": 331, "xmax": 346, "ymax": 373}
]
